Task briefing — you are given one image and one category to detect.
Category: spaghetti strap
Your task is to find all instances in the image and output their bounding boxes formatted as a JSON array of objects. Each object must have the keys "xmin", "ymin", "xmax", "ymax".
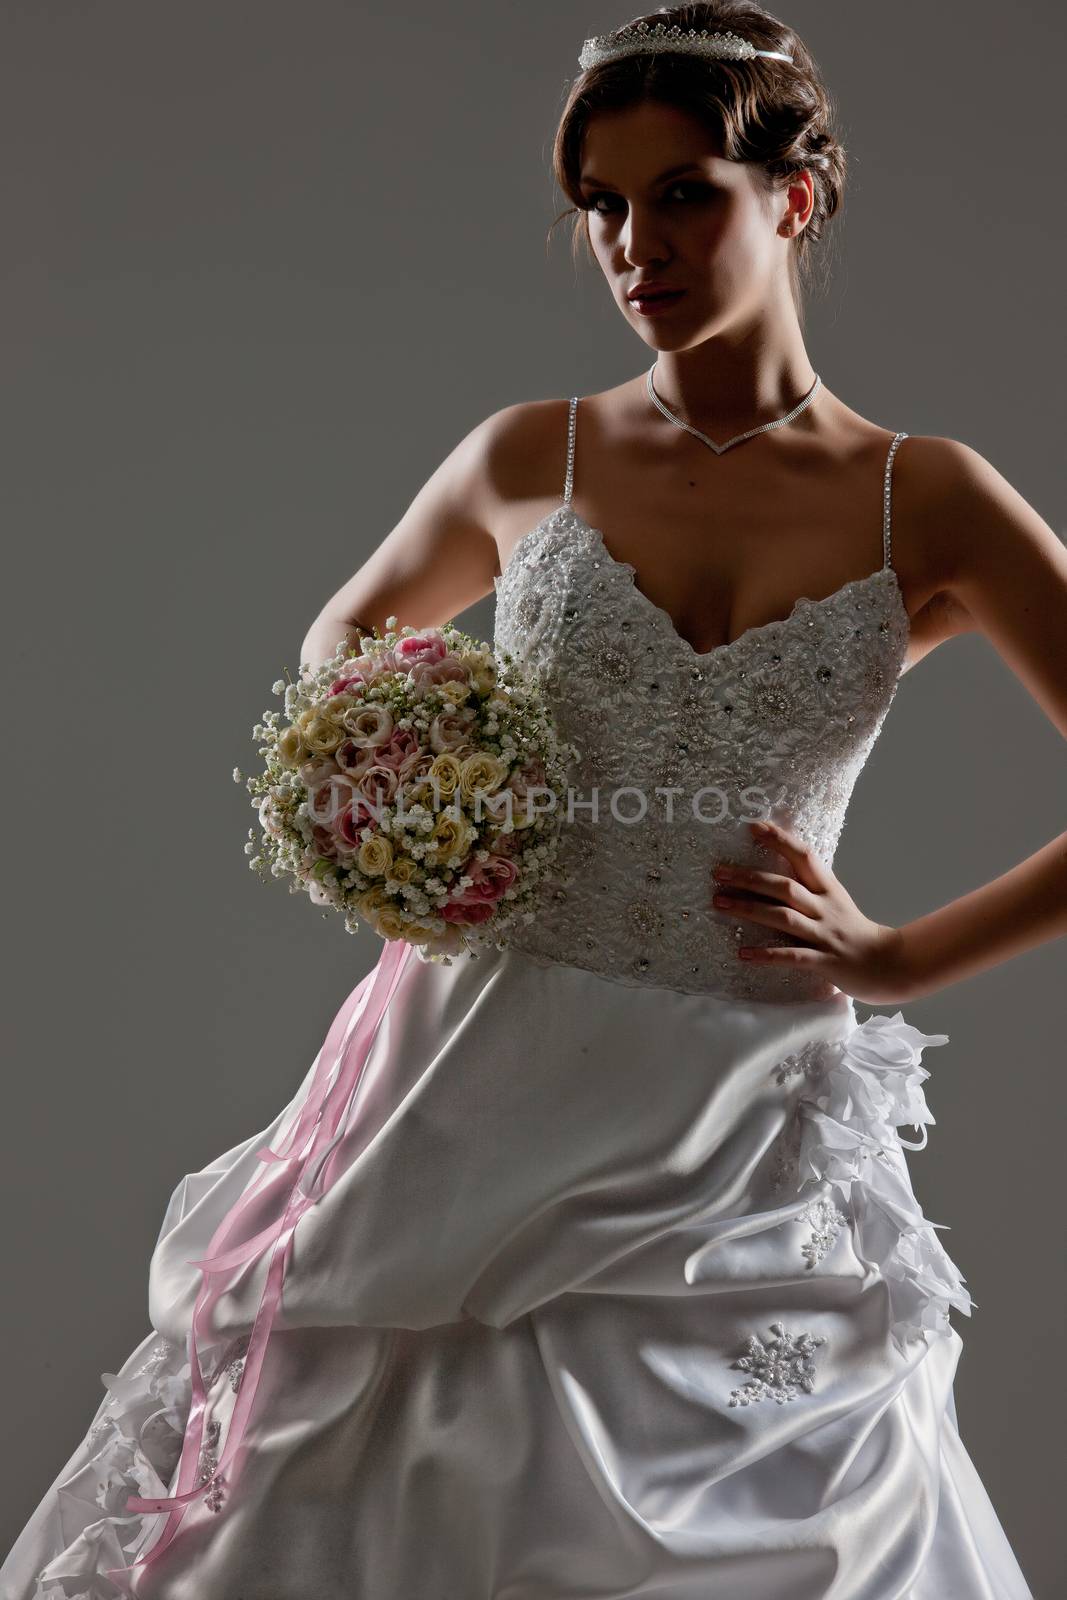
[
  {"xmin": 882, "ymin": 432, "xmax": 908, "ymax": 571},
  {"xmin": 563, "ymin": 396, "xmax": 579, "ymax": 506}
]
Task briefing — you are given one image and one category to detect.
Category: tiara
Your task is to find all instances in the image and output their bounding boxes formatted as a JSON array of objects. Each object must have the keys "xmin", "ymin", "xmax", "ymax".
[{"xmin": 578, "ymin": 22, "xmax": 794, "ymax": 71}]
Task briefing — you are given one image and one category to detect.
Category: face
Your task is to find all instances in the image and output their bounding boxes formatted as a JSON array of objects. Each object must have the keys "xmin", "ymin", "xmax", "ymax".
[{"xmin": 576, "ymin": 100, "xmax": 812, "ymax": 345}]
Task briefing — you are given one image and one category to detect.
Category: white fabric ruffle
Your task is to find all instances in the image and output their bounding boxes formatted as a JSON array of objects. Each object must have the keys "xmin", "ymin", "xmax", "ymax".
[
  {"xmin": 785, "ymin": 1008, "xmax": 974, "ymax": 1353},
  {"xmin": 26, "ymin": 1331, "xmax": 192, "ymax": 1598}
]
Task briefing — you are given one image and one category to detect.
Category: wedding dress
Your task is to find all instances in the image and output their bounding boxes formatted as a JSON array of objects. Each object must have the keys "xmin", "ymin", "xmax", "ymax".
[{"xmin": 2, "ymin": 399, "xmax": 1036, "ymax": 1599}]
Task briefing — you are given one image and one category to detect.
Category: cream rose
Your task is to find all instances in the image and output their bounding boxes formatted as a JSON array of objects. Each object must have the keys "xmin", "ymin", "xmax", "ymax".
[
  {"xmin": 374, "ymin": 905, "xmax": 407, "ymax": 940},
  {"xmin": 277, "ymin": 725, "xmax": 307, "ymax": 768},
  {"xmin": 300, "ymin": 712, "xmax": 345, "ymax": 755},
  {"xmin": 426, "ymin": 813, "xmax": 472, "ymax": 863},
  {"xmin": 427, "ymin": 752, "xmax": 463, "ymax": 801},
  {"xmin": 458, "ymin": 752, "xmax": 508, "ymax": 804},
  {"xmin": 355, "ymin": 885, "xmax": 391, "ymax": 922},
  {"xmin": 357, "ymin": 834, "xmax": 394, "ymax": 876}
]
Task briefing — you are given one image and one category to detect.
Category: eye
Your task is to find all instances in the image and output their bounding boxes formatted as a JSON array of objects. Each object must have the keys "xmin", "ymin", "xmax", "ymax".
[{"xmin": 584, "ymin": 181, "xmax": 710, "ymax": 215}]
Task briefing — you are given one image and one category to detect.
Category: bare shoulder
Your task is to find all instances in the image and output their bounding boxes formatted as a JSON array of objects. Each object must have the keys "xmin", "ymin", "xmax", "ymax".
[
  {"xmin": 472, "ymin": 395, "xmax": 575, "ymax": 512},
  {"xmin": 301, "ymin": 397, "xmax": 573, "ymax": 649},
  {"xmin": 892, "ymin": 433, "xmax": 1067, "ymax": 716},
  {"xmin": 892, "ymin": 432, "xmax": 1061, "ymax": 630},
  {"xmin": 896, "ymin": 433, "xmax": 1062, "ymax": 579}
]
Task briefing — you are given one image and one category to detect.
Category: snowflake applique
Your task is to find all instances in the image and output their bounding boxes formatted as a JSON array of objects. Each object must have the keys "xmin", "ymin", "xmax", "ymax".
[
  {"xmin": 728, "ymin": 1320, "xmax": 826, "ymax": 1406},
  {"xmin": 799, "ymin": 1195, "xmax": 850, "ymax": 1268}
]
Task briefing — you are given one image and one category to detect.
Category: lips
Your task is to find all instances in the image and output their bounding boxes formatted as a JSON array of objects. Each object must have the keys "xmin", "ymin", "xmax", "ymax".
[
  {"xmin": 628, "ymin": 288, "xmax": 686, "ymax": 315},
  {"xmin": 627, "ymin": 285, "xmax": 681, "ymax": 301}
]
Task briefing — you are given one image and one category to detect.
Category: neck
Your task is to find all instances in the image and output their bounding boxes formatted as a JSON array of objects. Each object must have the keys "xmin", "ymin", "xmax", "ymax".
[{"xmin": 649, "ymin": 316, "xmax": 817, "ymax": 434}]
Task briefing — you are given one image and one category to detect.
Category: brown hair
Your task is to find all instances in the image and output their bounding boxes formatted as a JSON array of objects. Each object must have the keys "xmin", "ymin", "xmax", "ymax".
[{"xmin": 549, "ymin": 2, "xmax": 847, "ymax": 318}]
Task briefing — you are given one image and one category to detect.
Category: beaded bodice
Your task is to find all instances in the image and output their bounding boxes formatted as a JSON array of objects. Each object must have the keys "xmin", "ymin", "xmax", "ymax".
[{"xmin": 490, "ymin": 398, "xmax": 911, "ymax": 1003}]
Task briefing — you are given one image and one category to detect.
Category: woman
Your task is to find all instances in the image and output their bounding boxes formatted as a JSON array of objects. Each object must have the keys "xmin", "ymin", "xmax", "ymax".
[{"xmin": 4, "ymin": 4, "xmax": 1062, "ymax": 1596}]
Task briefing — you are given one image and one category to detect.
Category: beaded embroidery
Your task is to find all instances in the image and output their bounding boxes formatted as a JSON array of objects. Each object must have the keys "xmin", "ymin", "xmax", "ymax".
[
  {"xmin": 492, "ymin": 463, "xmax": 909, "ymax": 1001},
  {"xmin": 196, "ymin": 1415, "xmax": 227, "ymax": 1513},
  {"xmin": 728, "ymin": 1320, "xmax": 826, "ymax": 1406}
]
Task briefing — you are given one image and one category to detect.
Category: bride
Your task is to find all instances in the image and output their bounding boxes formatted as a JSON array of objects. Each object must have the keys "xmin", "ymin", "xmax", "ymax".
[{"xmin": 5, "ymin": 4, "xmax": 1063, "ymax": 1597}]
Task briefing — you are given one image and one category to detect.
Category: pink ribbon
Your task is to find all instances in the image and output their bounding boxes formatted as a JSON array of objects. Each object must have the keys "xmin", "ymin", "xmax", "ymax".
[{"xmin": 105, "ymin": 936, "xmax": 414, "ymax": 1591}]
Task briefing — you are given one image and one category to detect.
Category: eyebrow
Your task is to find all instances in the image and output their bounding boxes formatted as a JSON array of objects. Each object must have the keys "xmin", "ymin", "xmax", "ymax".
[{"xmin": 577, "ymin": 162, "xmax": 706, "ymax": 190}]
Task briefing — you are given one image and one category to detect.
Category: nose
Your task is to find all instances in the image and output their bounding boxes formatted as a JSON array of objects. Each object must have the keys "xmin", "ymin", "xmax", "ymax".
[{"xmin": 619, "ymin": 204, "xmax": 670, "ymax": 270}]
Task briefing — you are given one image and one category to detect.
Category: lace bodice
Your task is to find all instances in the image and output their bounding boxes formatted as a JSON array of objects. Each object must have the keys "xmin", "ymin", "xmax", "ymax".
[{"xmin": 487, "ymin": 398, "xmax": 911, "ymax": 1002}]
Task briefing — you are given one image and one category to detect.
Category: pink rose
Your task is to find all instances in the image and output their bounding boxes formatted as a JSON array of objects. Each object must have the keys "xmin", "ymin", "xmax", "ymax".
[
  {"xmin": 375, "ymin": 727, "xmax": 422, "ymax": 772},
  {"xmin": 447, "ymin": 852, "xmax": 519, "ymax": 908},
  {"xmin": 307, "ymin": 772, "xmax": 360, "ymax": 830},
  {"xmin": 299, "ymin": 755, "xmax": 341, "ymax": 788},
  {"xmin": 355, "ymin": 764, "xmax": 401, "ymax": 812},
  {"xmin": 439, "ymin": 898, "xmax": 496, "ymax": 926},
  {"xmin": 333, "ymin": 739, "xmax": 377, "ymax": 779},
  {"xmin": 335, "ymin": 797, "xmax": 383, "ymax": 852},
  {"xmin": 392, "ymin": 632, "xmax": 448, "ymax": 668},
  {"xmin": 429, "ymin": 706, "xmax": 478, "ymax": 753},
  {"xmin": 310, "ymin": 823, "xmax": 340, "ymax": 858},
  {"xmin": 407, "ymin": 657, "xmax": 471, "ymax": 694}
]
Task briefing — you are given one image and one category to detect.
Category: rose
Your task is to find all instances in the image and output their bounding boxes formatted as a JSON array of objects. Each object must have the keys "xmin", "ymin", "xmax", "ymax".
[
  {"xmin": 337, "ymin": 703, "xmax": 395, "ymax": 747},
  {"xmin": 307, "ymin": 772, "xmax": 361, "ymax": 830},
  {"xmin": 277, "ymin": 726, "xmax": 307, "ymax": 768},
  {"xmin": 440, "ymin": 898, "xmax": 496, "ymax": 925},
  {"xmin": 426, "ymin": 752, "xmax": 463, "ymax": 801},
  {"xmin": 299, "ymin": 755, "xmax": 340, "ymax": 788},
  {"xmin": 336, "ymin": 794, "xmax": 386, "ymax": 852},
  {"xmin": 355, "ymin": 763, "xmax": 401, "ymax": 812},
  {"xmin": 333, "ymin": 738, "xmax": 379, "ymax": 779},
  {"xmin": 450, "ymin": 852, "xmax": 519, "ymax": 906},
  {"xmin": 309, "ymin": 823, "xmax": 340, "ymax": 858},
  {"xmin": 387, "ymin": 853, "xmax": 418, "ymax": 885},
  {"xmin": 426, "ymin": 812, "xmax": 473, "ymax": 865},
  {"xmin": 374, "ymin": 904, "xmax": 407, "ymax": 940},
  {"xmin": 436, "ymin": 677, "xmax": 476, "ymax": 707},
  {"xmin": 357, "ymin": 834, "xmax": 394, "ymax": 876},
  {"xmin": 355, "ymin": 885, "xmax": 391, "ymax": 924},
  {"xmin": 407, "ymin": 656, "xmax": 471, "ymax": 695},
  {"xmin": 392, "ymin": 632, "xmax": 448, "ymax": 669},
  {"xmin": 458, "ymin": 653, "xmax": 498, "ymax": 697},
  {"xmin": 458, "ymin": 752, "xmax": 509, "ymax": 805},
  {"xmin": 374, "ymin": 728, "xmax": 423, "ymax": 773},
  {"xmin": 321, "ymin": 692, "xmax": 359, "ymax": 727},
  {"xmin": 428, "ymin": 706, "xmax": 478, "ymax": 754},
  {"xmin": 299, "ymin": 710, "xmax": 345, "ymax": 755}
]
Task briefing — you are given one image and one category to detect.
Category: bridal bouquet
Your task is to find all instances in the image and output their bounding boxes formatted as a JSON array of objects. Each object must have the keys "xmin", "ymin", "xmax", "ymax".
[{"xmin": 234, "ymin": 617, "xmax": 578, "ymax": 963}]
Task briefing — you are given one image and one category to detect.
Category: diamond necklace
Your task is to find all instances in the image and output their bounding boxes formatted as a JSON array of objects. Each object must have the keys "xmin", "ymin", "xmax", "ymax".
[{"xmin": 645, "ymin": 363, "xmax": 822, "ymax": 455}]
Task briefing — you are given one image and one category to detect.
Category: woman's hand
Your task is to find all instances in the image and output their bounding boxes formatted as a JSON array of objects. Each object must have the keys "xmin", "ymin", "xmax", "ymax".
[{"xmin": 709, "ymin": 819, "xmax": 911, "ymax": 1005}]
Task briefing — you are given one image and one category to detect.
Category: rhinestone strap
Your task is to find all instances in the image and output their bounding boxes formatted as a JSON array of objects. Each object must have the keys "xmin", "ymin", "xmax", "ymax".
[
  {"xmin": 564, "ymin": 395, "xmax": 578, "ymax": 504},
  {"xmin": 882, "ymin": 432, "xmax": 908, "ymax": 570}
]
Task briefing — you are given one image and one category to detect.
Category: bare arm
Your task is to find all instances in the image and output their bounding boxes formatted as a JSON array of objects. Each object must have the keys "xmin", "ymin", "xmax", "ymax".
[
  {"xmin": 299, "ymin": 403, "xmax": 530, "ymax": 669},
  {"xmin": 711, "ymin": 438, "xmax": 1067, "ymax": 1005},
  {"xmin": 889, "ymin": 438, "xmax": 1067, "ymax": 998}
]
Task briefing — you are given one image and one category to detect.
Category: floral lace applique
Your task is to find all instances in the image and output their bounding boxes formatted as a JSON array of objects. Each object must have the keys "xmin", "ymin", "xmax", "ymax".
[{"xmin": 798, "ymin": 1194, "xmax": 850, "ymax": 1268}]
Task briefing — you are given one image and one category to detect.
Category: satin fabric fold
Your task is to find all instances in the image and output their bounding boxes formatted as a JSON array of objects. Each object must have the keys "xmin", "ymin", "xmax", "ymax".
[{"xmin": 3, "ymin": 943, "xmax": 1035, "ymax": 1599}]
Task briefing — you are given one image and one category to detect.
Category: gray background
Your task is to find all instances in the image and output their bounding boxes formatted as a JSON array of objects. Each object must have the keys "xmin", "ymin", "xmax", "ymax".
[{"xmin": 2, "ymin": 1, "xmax": 1063, "ymax": 1591}]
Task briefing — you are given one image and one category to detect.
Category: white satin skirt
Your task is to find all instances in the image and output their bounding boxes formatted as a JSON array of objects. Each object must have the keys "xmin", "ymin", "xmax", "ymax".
[{"xmin": 1, "ymin": 940, "xmax": 1036, "ymax": 1599}]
